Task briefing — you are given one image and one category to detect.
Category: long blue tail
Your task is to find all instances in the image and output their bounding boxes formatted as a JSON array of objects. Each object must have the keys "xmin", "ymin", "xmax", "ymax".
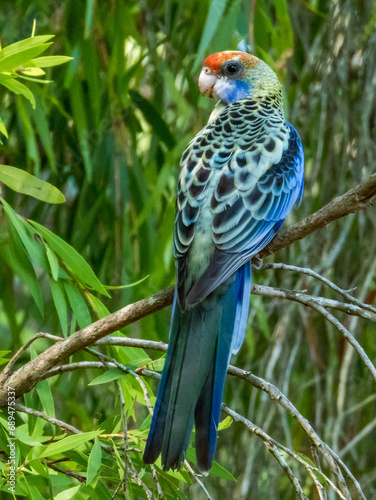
[{"xmin": 143, "ymin": 263, "xmax": 251, "ymax": 472}]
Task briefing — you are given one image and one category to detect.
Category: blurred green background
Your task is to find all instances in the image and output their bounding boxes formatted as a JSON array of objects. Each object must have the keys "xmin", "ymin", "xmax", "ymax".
[{"xmin": 0, "ymin": 0, "xmax": 376, "ymax": 498}]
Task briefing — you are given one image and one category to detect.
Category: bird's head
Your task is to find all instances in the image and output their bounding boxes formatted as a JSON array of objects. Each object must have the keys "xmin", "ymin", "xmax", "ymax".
[{"xmin": 198, "ymin": 51, "xmax": 281, "ymax": 105}]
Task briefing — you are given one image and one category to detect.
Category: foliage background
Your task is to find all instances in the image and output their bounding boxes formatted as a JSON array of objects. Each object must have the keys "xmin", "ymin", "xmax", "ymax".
[{"xmin": 0, "ymin": 0, "xmax": 376, "ymax": 498}]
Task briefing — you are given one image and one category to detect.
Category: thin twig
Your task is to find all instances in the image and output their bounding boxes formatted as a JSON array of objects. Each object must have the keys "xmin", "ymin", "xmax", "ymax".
[
  {"xmin": 150, "ymin": 464, "xmax": 164, "ymax": 499},
  {"xmin": 263, "ymin": 262, "xmax": 376, "ymax": 314},
  {"xmin": 222, "ymin": 404, "xmax": 347, "ymax": 500},
  {"xmin": 46, "ymin": 462, "xmax": 85, "ymax": 482},
  {"xmin": 115, "ymin": 380, "xmax": 129, "ymax": 499},
  {"xmin": 85, "ymin": 347, "xmax": 154, "ymax": 415},
  {"xmin": 305, "ymin": 301, "xmax": 376, "ymax": 382},
  {"xmin": 183, "ymin": 460, "xmax": 213, "ymax": 500},
  {"xmin": 2, "ymin": 333, "xmax": 46, "ymax": 376},
  {"xmin": 339, "ymin": 417, "xmax": 376, "ymax": 458},
  {"xmin": 264, "ymin": 442, "xmax": 308, "ymax": 500},
  {"xmin": 15, "ymin": 403, "xmax": 82, "ymax": 435},
  {"xmin": 251, "ymin": 284, "xmax": 376, "ymax": 323}
]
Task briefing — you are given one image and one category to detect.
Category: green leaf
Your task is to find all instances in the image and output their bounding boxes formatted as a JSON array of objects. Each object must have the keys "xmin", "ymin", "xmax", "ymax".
[
  {"xmin": 15, "ymin": 427, "xmax": 43, "ymax": 446},
  {"xmin": 0, "ymin": 165, "xmax": 65, "ymax": 203},
  {"xmin": 36, "ymin": 430, "xmax": 102, "ymax": 459},
  {"xmin": 218, "ymin": 415, "xmax": 233, "ymax": 430},
  {"xmin": 87, "ymin": 438, "xmax": 102, "ymax": 485},
  {"xmin": 0, "ymin": 43, "xmax": 53, "ymax": 72},
  {"xmin": 21, "ymin": 66, "xmax": 46, "ymax": 76},
  {"xmin": 1, "ymin": 198, "xmax": 49, "ymax": 270},
  {"xmin": 29, "ymin": 220, "xmax": 110, "ymax": 297},
  {"xmin": 70, "ymin": 78, "xmax": 93, "ymax": 181},
  {"xmin": 0, "ymin": 35, "xmax": 54, "ymax": 59},
  {"xmin": 54, "ymin": 486, "xmax": 81, "ymax": 500},
  {"xmin": 31, "ymin": 55, "xmax": 73, "ymax": 68},
  {"xmin": 16, "ymin": 97, "xmax": 39, "ymax": 169},
  {"xmin": 64, "ymin": 281, "xmax": 92, "ymax": 329},
  {"xmin": 49, "ymin": 279, "xmax": 68, "ymax": 337},
  {"xmin": 46, "ymin": 246, "xmax": 59, "ymax": 280},
  {"xmin": 210, "ymin": 460, "xmax": 236, "ymax": 482},
  {"xmin": 88, "ymin": 368, "xmax": 125, "ymax": 386},
  {"xmin": 36, "ymin": 379, "xmax": 55, "ymax": 418},
  {"xmin": 28, "ymin": 459, "xmax": 50, "ymax": 479},
  {"xmin": 103, "ymin": 275, "xmax": 149, "ymax": 290},
  {"xmin": 145, "ymin": 357, "xmax": 165, "ymax": 372},
  {"xmin": 84, "ymin": 0, "xmax": 96, "ymax": 38},
  {"xmin": 193, "ymin": 0, "xmax": 229, "ymax": 71},
  {"xmin": 31, "ymin": 94, "xmax": 56, "ymax": 173},
  {"xmin": 275, "ymin": 0, "xmax": 294, "ymax": 53},
  {"xmin": 17, "ymin": 74, "xmax": 52, "ymax": 84},
  {"xmin": 129, "ymin": 90, "xmax": 176, "ymax": 149},
  {"xmin": 22, "ymin": 484, "xmax": 46, "ymax": 500},
  {"xmin": 2, "ymin": 205, "xmax": 43, "ymax": 314},
  {"xmin": 85, "ymin": 292, "xmax": 110, "ymax": 319},
  {"xmin": 185, "ymin": 447, "xmax": 236, "ymax": 481},
  {"xmin": 0, "ymin": 115, "xmax": 8, "ymax": 138},
  {"xmin": 0, "ymin": 78, "xmax": 36, "ymax": 107}
]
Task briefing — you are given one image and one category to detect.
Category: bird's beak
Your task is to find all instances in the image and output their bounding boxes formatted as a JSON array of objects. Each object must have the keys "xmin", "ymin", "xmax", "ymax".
[{"xmin": 198, "ymin": 67, "xmax": 217, "ymax": 98}]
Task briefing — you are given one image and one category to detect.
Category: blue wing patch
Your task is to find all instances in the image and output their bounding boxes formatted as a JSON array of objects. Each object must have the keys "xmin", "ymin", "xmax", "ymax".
[{"xmin": 185, "ymin": 124, "xmax": 304, "ymax": 306}]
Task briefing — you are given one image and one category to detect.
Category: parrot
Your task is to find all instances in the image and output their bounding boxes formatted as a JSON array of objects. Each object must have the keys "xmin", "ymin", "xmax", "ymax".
[{"xmin": 143, "ymin": 50, "xmax": 304, "ymax": 474}]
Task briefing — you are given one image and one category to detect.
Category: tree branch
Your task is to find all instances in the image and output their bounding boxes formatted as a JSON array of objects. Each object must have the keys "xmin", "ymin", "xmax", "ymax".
[
  {"xmin": 258, "ymin": 172, "xmax": 376, "ymax": 259},
  {"xmin": 1, "ymin": 173, "xmax": 375, "ymax": 406}
]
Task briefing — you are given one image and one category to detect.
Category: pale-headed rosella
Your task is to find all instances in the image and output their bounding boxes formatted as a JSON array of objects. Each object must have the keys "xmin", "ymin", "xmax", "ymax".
[{"xmin": 143, "ymin": 50, "xmax": 304, "ymax": 473}]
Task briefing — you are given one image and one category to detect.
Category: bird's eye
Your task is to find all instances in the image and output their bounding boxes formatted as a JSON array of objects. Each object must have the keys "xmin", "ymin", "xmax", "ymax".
[
  {"xmin": 225, "ymin": 62, "xmax": 240, "ymax": 75},
  {"xmin": 227, "ymin": 63, "xmax": 238, "ymax": 73}
]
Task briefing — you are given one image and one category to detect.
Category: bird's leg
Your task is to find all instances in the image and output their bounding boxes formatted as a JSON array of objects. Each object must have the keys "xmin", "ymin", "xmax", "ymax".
[{"xmin": 252, "ymin": 255, "xmax": 264, "ymax": 270}]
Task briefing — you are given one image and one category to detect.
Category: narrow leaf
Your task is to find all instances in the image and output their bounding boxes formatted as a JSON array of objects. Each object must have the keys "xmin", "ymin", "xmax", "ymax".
[
  {"xmin": 84, "ymin": 0, "xmax": 96, "ymax": 39},
  {"xmin": 88, "ymin": 368, "xmax": 125, "ymax": 386},
  {"xmin": 2, "ymin": 204, "xmax": 43, "ymax": 314},
  {"xmin": 129, "ymin": 90, "xmax": 176, "ymax": 149},
  {"xmin": 0, "ymin": 35, "xmax": 54, "ymax": 59},
  {"xmin": 0, "ymin": 115, "xmax": 8, "ymax": 138},
  {"xmin": 0, "ymin": 43, "xmax": 53, "ymax": 72},
  {"xmin": 0, "ymin": 165, "xmax": 65, "ymax": 203},
  {"xmin": 36, "ymin": 379, "xmax": 55, "ymax": 418},
  {"xmin": 46, "ymin": 246, "xmax": 59, "ymax": 280},
  {"xmin": 21, "ymin": 67, "xmax": 46, "ymax": 76},
  {"xmin": 87, "ymin": 438, "xmax": 102, "ymax": 485},
  {"xmin": 64, "ymin": 281, "xmax": 92, "ymax": 329},
  {"xmin": 1, "ymin": 198, "xmax": 49, "ymax": 270},
  {"xmin": 37, "ymin": 431, "xmax": 101, "ymax": 459},
  {"xmin": 49, "ymin": 279, "xmax": 68, "ymax": 337},
  {"xmin": 29, "ymin": 220, "xmax": 110, "ymax": 296},
  {"xmin": 85, "ymin": 292, "xmax": 110, "ymax": 319},
  {"xmin": 70, "ymin": 78, "xmax": 93, "ymax": 181},
  {"xmin": 32, "ymin": 95, "xmax": 56, "ymax": 173},
  {"xmin": 31, "ymin": 55, "xmax": 73, "ymax": 68},
  {"xmin": 193, "ymin": 0, "xmax": 229, "ymax": 71},
  {"xmin": 1, "ymin": 78, "xmax": 35, "ymax": 107}
]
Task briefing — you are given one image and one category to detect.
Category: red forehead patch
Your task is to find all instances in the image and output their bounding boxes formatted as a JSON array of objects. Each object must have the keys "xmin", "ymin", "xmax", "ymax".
[{"xmin": 203, "ymin": 51, "xmax": 258, "ymax": 71}]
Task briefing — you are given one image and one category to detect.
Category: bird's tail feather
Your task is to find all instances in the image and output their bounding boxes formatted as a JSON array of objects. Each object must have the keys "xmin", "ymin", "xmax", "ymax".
[{"xmin": 143, "ymin": 263, "xmax": 252, "ymax": 472}]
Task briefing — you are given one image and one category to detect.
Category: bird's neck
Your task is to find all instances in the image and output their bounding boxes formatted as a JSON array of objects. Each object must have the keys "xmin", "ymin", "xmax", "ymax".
[
  {"xmin": 208, "ymin": 101, "xmax": 227, "ymax": 122},
  {"xmin": 208, "ymin": 88, "xmax": 284, "ymax": 123}
]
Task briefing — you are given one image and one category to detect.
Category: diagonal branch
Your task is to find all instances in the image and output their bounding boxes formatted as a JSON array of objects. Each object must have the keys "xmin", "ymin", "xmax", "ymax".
[
  {"xmin": 0, "ymin": 172, "xmax": 376, "ymax": 406},
  {"xmin": 259, "ymin": 172, "xmax": 376, "ymax": 258}
]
